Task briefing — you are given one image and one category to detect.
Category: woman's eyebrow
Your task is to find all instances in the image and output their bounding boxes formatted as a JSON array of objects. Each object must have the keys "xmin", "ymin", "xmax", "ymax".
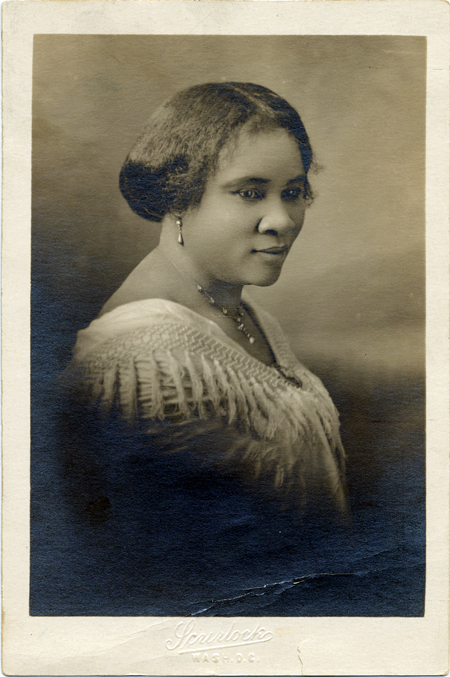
[
  {"xmin": 286, "ymin": 174, "xmax": 307, "ymax": 185},
  {"xmin": 223, "ymin": 174, "xmax": 306, "ymax": 188},
  {"xmin": 223, "ymin": 176, "xmax": 269, "ymax": 187}
]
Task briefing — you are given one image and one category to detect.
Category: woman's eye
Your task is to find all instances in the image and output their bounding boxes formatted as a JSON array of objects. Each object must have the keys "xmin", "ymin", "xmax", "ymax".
[
  {"xmin": 237, "ymin": 189, "xmax": 263, "ymax": 200},
  {"xmin": 282, "ymin": 187, "xmax": 302, "ymax": 201}
]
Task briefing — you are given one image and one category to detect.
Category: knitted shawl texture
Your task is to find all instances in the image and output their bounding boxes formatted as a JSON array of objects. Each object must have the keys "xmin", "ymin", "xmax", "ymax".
[{"xmin": 68, "ymin": 297, "xmax": 347, "ymax": 513}]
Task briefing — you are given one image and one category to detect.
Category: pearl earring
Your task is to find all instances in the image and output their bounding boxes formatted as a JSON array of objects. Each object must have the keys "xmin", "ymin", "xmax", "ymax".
[{"xmin": 176, "ymin": 218, "xmax": 183, "ymax": 245}]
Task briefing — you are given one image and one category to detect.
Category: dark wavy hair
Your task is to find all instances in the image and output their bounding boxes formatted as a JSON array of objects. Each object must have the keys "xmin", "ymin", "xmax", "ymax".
[{"xmin": 119, "ymin": 82, "xmax": 313, "ymax": 222}]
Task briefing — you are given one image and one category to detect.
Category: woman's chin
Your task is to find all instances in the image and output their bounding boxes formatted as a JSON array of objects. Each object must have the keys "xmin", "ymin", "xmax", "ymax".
[{"xmin": 247, "ymin": 268, "xmax": 283, "ymax": 287}]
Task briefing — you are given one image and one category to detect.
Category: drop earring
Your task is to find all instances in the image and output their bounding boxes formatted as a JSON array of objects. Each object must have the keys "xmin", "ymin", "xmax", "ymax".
[{"xmin": 176, "ymin": 218, "xmax": 184, "ymax": 245}]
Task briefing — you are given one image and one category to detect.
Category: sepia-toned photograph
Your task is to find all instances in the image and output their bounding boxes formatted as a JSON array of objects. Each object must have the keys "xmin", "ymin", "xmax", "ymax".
[
  {"xmin": 30, "ymin": 34, "xmax": 426, "ymax": 617},
  {"xmin": 2, "ymin": 2, "xmax": 449, "ymax": 672}
]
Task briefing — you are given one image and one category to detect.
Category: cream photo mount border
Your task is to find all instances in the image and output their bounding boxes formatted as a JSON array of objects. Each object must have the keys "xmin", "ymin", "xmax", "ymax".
[{"xmin": 2, "ymin": 1, "xmax": 449, "ymax": 675}]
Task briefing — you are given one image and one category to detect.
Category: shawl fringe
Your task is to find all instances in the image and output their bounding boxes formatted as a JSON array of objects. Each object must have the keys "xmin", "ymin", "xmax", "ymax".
[{"xmin": 64, "ymin": 300, "xmax": 347, "ymax": 513}]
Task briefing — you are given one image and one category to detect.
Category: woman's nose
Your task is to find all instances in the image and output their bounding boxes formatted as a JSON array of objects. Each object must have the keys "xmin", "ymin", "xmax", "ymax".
[{"xmin": 257, "ymin": 201, "xmax": 297, "ymax": 236}]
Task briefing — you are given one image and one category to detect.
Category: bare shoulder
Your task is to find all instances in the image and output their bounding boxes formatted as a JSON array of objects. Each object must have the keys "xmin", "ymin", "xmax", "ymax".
[{"xmin": 99, "ymin": 251, "xmax": 172, "ymax": 317}]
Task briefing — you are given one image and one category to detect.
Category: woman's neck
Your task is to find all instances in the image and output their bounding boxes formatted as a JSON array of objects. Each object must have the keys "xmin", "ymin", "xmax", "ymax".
[
  {"xmin": 98, "ymin": 237, "xmax": 275, "ymax": 366},
  {"xmin": 156, "ymin": 238, "xmax": 244, "ymax": 312},
  {"xmin": 99, "ymin": 234, "xmax": 244, "ymax": 318}
]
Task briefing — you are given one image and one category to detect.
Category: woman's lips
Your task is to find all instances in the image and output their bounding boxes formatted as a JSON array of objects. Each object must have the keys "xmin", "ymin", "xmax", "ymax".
[
  {"xmin": 251, "ymin": 246, "xmax": 289, "ymax": 266},
  {"xmin": 252, "ymin": 246, "xmax": 289, "ymax": 256}
]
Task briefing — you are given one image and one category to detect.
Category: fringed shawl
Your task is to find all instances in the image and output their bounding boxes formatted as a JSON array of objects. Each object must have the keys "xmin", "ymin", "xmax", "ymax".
[{"xmin": 65, "ymin": 297, "xmax": 348, "ymax": 514}]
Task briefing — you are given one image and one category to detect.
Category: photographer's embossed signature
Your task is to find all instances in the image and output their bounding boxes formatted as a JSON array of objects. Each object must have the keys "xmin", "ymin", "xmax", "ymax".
[{"xmin": 165, "ymin": 620, "xmax": 274, "ymax": 654}]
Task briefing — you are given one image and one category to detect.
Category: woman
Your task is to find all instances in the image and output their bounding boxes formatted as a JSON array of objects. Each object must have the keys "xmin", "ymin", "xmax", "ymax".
[{"xmin": 63, "ymin": 83, "xmax": 348, "ymax": 613}]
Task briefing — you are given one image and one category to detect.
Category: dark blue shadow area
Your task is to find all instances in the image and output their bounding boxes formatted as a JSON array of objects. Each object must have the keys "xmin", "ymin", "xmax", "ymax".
[{"xmin": 30, "ymin": 235, "xmax": 425, "ymax": 617}]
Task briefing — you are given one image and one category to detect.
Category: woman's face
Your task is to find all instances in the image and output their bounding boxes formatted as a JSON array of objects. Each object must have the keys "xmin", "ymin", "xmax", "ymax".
[{"xmin": 181, "ymin": 127, "xmax": 307, "ymax": 288}]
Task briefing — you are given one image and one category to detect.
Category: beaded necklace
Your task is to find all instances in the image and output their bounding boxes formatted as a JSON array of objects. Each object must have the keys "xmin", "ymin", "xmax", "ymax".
[
  {"xmin": 166, "ymin": 254, "xmax": 256, "ymax": 344},
  {"xmin": 164, "ymin": 252, "xmax": 302, "ymax": 388},
  {"xmin": 195, "ymin": 284, "xmax": 255, "ymax": 344}
]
